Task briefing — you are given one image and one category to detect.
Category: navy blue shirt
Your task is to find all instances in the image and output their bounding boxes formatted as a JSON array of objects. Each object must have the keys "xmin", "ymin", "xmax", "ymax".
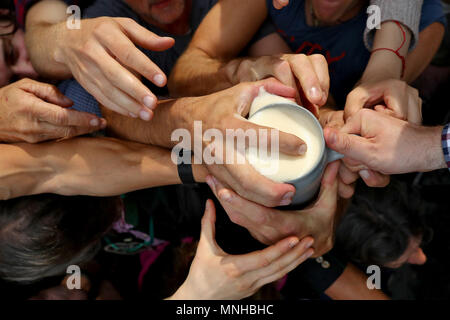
[{"xmin": 266, "ymin": 0, "xmax": 446, "ymax": 106}]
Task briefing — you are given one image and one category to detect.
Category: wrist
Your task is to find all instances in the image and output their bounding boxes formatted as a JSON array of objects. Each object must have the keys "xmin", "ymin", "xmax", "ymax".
[
  {"xmin": 418, "ymin": 125, "xmax": 447, "ymax": 172},
  {"xmin": 53, "ymin": 22, "xmax": 72, "ymax": 72}
]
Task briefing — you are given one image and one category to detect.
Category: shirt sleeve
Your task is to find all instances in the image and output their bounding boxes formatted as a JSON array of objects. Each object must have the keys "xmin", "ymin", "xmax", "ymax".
[
  {"xmin": 442, "ymin": 124, "xmax": 450, "ymax": 170},
  {"xmin": 364, "ymin": 0, "xmax": 423, "ymax": 51}
]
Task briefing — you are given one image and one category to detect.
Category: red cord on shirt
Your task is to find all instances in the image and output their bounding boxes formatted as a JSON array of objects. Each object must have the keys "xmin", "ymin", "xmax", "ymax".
[{"xmin": 371, "ymin": 21, "xmax": 407, "ymax": 78}]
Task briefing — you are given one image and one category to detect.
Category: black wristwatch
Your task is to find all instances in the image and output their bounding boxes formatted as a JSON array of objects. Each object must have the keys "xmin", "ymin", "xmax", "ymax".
[{"xmin": 177, "ymin": 148, "xmax": 196, "ymax": 184}]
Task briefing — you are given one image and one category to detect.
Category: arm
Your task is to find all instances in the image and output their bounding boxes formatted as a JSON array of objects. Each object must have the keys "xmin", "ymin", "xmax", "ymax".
[
  {"xmin": 25, "ymin": 0, "xmax": 174, "ymax": 119},
  {"xmin": 324, "ymin": 263, "xmax": 390, "ymax": 300},
  {"xmin": 324, "ymin": 109, "xmax": 447, "ymax": 175},
  {"xmin": 168, "ymin": 0, "xmax": 268, "ymax": 97},
  {"xmin": 0, "ymin": 137, "xmax": 208, "ymax": 200}
]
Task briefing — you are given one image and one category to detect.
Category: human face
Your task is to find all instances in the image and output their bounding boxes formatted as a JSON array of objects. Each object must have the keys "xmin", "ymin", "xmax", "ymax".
[
  {"xmin": 125, "ymin": 0, "xmax": 186, "ymax": 25},
  {"xmin": 0, "ymin": 29, "xmax": 38, "ymax": 87},
  {"xmin": 310, "ymin": 0, "xmax": 362, "ymax": 25},
  {"xmin": 385, "ymin": 236, "xmax": 427, "ymax": 269}
]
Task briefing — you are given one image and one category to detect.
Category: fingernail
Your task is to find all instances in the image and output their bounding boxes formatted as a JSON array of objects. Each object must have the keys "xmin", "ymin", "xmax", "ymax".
[
  {"xmin": 303, "ymin": 249, "xmax": 314, "ymax": 259},
  {"xmin": 128, "ymin": 112, "xmax": 138, "ymax": 118},
  {"xmin": 219, "ymin": 190, "xmax": 232, "ymax": 202},
  {"xmin": 90, "ymin": 118, "xmax": 99, "ymax": 126},
  {"xmin": 328, "ymin": 130, "xmax": 337, "ymax": 145},
  {"xmin": 322, "ymin": 91, "xmax": 328, "ymax": 103},
  {"xmin": 289, "ymin": 238, "xmax": 299, "ymax": 248},
  {"xmin": 153, "ymin": 74, "xmax": 166, "ymax": 87},
  {"xmin": 280, "ymin": 192, "xmax": 294, "ymax": 206},
  {"xmin": 299, "ymin": 144, "xmax": 307, "ymax": 155},
  {"xmin": 139, "ymin": 109, "xmax": 152, "ymax": 121},
  {"xmin": 304, "ymin": 238, "xmax": 314, "ymax": 249},
  {"xmin": 205, "ymin": 176, "xmax": 216, "ymax": 192},
  {"xmin": 308, "ymin": 87, "xmax": 322, "ymax": 101},
  {"xmin": 143, "ymin": 96, "xmax": 156, "ymax": 109},
  {"xmin": 359, "ymin": 170, "xmax": 370, "ymax": 180}
]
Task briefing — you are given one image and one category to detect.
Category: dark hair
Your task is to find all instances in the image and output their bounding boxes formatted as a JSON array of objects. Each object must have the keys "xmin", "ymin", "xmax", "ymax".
[
  {"xmin": 336, "ymin": 180, "xmax": 431, "ymax": 266},
  {"xmin": 0, "ymin": 194, "xmax": 120, "ymax": 284}
]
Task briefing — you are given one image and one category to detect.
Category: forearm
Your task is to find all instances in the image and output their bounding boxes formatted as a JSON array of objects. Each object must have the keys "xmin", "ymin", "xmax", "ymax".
[
  {"xmin": 0, "ymin": 138, "xmax": 208, "ymax": 200},
  {"xmin": 168, "ymin": 48, "xmax": 237, "ymax": 97},
  {"xmin": 403, "ymin": 23, "xmax": 445, "ymax": 83},
  {"xmin": 168, "ymin": 0, "xmax": 268, "ymax": 97},
  {"xmin": 101, "ymin": 97, "xmax": 198, "ymax": 147},
  {"xmin": 25, "ymin": 0, "xmax": 72, "ymax": 78},
  {"xmin": 324, "ymin": 264, "xmax": 390, "ymax": 300},
  {"xmin": 361, "ymin": 21, "xmax": 412, "ymax": 83}
]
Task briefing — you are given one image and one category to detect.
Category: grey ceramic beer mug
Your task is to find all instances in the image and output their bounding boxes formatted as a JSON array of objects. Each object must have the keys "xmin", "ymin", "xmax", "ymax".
[{"xmin": 249, "ymin": 102, "xmax": 343, "ymax": 206}]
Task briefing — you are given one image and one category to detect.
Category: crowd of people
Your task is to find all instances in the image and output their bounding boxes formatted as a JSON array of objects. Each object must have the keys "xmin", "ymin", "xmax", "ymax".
[{"xmin": 0, "ymin": 0, "xmax": 449, "ymax": 300}]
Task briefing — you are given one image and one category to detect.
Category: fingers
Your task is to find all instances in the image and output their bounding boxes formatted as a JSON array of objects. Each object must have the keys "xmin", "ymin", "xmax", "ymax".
[
  {"xmin": 231, "ymin": 236, "xmax": 304, "ymax": 273},
  {"xmin": 287, "ymin": 54, "xmax": 328, "ymax": 107},
  {"xmin": 199, "ymin": 199, "xmax": 217, "ymax": 245},
  {"xmin": 359, "ymin": 169, "xmax": 390, "ymax": 188},
  {"xmin": 324, "ymin": 127, "xmax": 371, "ymax": 164},
  {"xmin": 117, "ymin": 18, "xmax": 175, "ymax": 52},
  {"xmin": 315, "ymin": 160, "xmax": 339, "ymax": 207},
  {"xmin": 19, "ymin": 79, "xmax": 73, "ymax": 107},
  {"xmin": 408, "ymin": 93, "xmax": 422, "ymax": 125},
  {"xmin": 257, "ymin": 78, "xmax": 297, "ymax": 100},
  {"xmin": 236, "ymin": 119, "xmax": 307, "ymax": 156},
  {"xmin": 343, "ymin": 87, "xmax": 367, "ymax": 121},
  {"xmin": 33, "ymin": 98, "xmax": 105, "ymax": 128},
  {"xmin": 272, "ymin": 0, "xmax": 290, "ymax": 9},
  {"xmin": 247, "ymin": 237, "xmax": 315, "ymax": 288}
]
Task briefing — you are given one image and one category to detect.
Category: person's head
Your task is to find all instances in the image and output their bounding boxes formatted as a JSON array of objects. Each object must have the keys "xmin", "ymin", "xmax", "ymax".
[
  {"xmin": 0, "ymin": 194, "xmax": 120, "ymax": 284},
  {"xmin": 0, "ymin": 0, "xmax": 38, "ymax": 87},
  {"xmin": 336, "ymin": 180, "xmax": 431, "ymax": 269},
  {"xmin": 125, "ymin": 0, "xmax": 187, "ymax": 26}
]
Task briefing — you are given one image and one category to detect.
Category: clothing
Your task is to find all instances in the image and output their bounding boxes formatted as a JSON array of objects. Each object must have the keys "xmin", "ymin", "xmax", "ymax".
[
  {"xmin": 266, "ymin": 0, "xmax": 446, "ymax": 106},
  {"xmin": 364, "ymin": 0, "xmax": 423, "ymax": 51},
  {"xmin": 442, "ymin": 124, "xmax": 450, "ymax": 169}
]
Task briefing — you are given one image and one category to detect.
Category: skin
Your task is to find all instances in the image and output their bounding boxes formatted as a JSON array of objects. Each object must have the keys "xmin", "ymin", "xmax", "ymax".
[
  {"xmin": 0, "ymin": 136, "xmax": 209, "ymax": 200},
  {"xmin": 0, "ymin": 78, "xmax": 105, "ymax": 143},
  {"xmin": 168, "ymin": 200, "xmax": 315, "ymax": 300},
  {"xmin": 0, "ymin": 29, "xmax": 39, "ymax": 87},
  {"xmin": 205, "ymin": 161, "xmax": 342, "ymax": 258},
  {"xmin": 25, "ymin": 0, "xmax": 178, "ymax": 120},
  {"xmin": 102, "ymin": 79, "xmax": 307, "ymax": 208},
  {"xmin": 324, "ymin": 236, "xmax": 427, "ymax": 300},
  {"xmin": 324, "ymin": 109, "xmax": 447, "ymax": 174}
]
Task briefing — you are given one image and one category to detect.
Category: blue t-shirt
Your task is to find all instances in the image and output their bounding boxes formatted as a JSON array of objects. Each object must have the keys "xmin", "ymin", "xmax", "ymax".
[{"xmin": 267, "ymin": 0, "xmax": 446, "ymax": 106}]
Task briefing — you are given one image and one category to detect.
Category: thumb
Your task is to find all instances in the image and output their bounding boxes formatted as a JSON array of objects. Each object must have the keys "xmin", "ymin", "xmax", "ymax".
[
  {"xmin": 199, "ymin": 200, "xmax": 222, "ymax": 254},
  {"xmin": 324, "ymin": 127, "xmax": 371, "ymax": 165},
  {"xmin": 316, "ymin": 161, "xmax": 339, "ymax": 208}
]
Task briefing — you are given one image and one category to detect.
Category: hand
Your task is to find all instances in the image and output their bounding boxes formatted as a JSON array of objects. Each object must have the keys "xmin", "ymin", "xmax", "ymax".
[
  {"xmin": 55, "ymin": 17, "xmax": 174, "ymax": 120},
  {"xmin": 272, "ymin": 0, "xmax": 290, "ymax": 9},
  {"xmin": 206, "ymin": 161, "xmax": 341, "ymax": 257},
  {"xmin": 0, "ymin": 79, "xmax": 105, "ymax": 143},
  {"xmin": 231, "ymin": 54, "xmax": 329, "ymax": 117},
  {"xmin": 325, "ymin": 109, "xmax": 446, "ymax": 174},
  {"xmin": 319, "ymin": 108, "xmax": 389, "ymax": 191},
  {"xmin": 187, "ymin": 78, "xmax": 307, "ymax": 207},
  {"xmin": 169, "ymin": 200, "xmax": 314, "ymax": 300},
  {"xmin": 344, "ymin": 79, "xmax": 422, "ymax": 125}
]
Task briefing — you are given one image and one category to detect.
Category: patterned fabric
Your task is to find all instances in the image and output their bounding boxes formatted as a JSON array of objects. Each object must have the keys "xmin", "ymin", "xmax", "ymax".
[{"xmin": 442, "ymin": 124, "xmax": 450, "ymax": 169}]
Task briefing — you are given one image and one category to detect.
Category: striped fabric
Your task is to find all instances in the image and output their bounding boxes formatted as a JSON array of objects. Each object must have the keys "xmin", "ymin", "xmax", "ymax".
[{"xmin": 442, "ymin": 124, "xmax": 450, "ymax": 169}]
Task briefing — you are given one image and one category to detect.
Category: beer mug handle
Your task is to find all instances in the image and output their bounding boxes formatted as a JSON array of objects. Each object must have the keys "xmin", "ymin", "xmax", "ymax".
[{"xmin": 326, "ymin": 148, "xmax": 344, "ymax": 163}]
